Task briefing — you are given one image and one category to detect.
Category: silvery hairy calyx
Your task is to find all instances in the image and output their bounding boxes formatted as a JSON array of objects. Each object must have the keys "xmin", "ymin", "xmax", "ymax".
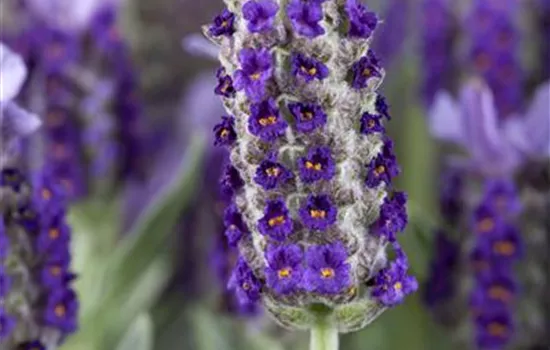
[{"xmin": 203, "ymin": 0, "xmax": 417, "ymax": 348}]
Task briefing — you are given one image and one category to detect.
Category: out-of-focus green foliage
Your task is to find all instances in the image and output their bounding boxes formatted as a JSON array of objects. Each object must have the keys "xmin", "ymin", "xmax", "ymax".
[{"xmin": 60, "ymin": 135, "xmax": 206, "ymax": 350}]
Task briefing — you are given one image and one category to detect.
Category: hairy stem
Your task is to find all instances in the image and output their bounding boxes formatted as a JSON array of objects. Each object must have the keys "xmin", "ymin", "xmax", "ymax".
[{"xmin": 310, "ymin": 324, "xmax": 339, "ymax": 350}]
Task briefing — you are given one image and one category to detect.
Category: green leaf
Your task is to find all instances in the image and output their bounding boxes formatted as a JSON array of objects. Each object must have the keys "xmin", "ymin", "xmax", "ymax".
[
  {"xmin": 103, "ymin": 134, "xmax": 205, "ymax": 308},
  {"xmin": 115, "ymin": 313, "xmax": 154, "ymax": 350}
]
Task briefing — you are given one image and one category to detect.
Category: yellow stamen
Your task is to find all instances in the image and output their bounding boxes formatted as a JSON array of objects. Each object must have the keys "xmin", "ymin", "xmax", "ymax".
[
  {"xmin": 487, "ymin": 322, "xmax": 507, "ymax": 337},
  {"xmin": 320, "ymin": 268, "xmax": 335, "ymax": 278},
  {"xmin": 50, "ymin": 266, "xmax": 62, "ymax": 276},
  {"xmin": 278, "ymin": 268, "xmax": 292, "ymax": 278},
  {"xmin": 54, "ymin": 304, "xmax": 66, "ymax": 317},
  {"xmin": 268, "ymin": 215, "xmax": 285, "ymax": 227},
  {"xmin": 266, "ymin": 167, "xmax": 281, "ymax": 177},
  {"xmin": 302, "ymin": 111, "xmax": 313, "ymax": 120},
  {"xmin": 374, "ymin": 165, "xmax": 385, "ymax": 176},
  {"xmin": 259, "ymin": 116, "xmax": 277, "ymax": 126},
  {"xmin": 49, "ymin": 228, "xmax": 60, "ymax": 240},
  {"xmin": 42, "ymin": 188, "xmax": 52, "ymax": 200},
  {"xmin": 493, "ymin": 241, "xmax": 515, "ymax": 256},
  {"xmin": 310, "ymin": 209, "xmax": 326, "ymax": 219},
  {"xmin": 305, "ymin": 161, "xmax": 322, "ymax": 171},
  {"xmin": 478, "ymin": 218, "xmax": 494, "ymax": 233},
  {"xmin": 488, "ymin": 286, "xmax": 513, "ymax": 302},
  {"xmin": 394, "ymin": 282, "xmax": 402, "ymax": 290},
  {"xmin": 250, "ymin": 72, "xmax": 261, "ymax": 81}
]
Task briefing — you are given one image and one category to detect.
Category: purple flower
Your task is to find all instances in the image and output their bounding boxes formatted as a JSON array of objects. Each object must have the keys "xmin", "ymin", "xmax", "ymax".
[
  {"xmin": 482, "ymin": 179, "xmax": 521, "ymax": 216},
  {"xmin": 371, "ymin": 192, "xmax": 408, "ymax": 242},
  {"xmin": 429, "ymin": 79, "xmax": 522, "ymax": 176},
  {"xmin": 287, "ymin": 0, "xmax": 325, "ymax": 38},
  {"xmin": 224, "ymin": 204, "xmax": 249, "ymax": 246},
  {"xmin": 298, "ymin": 146, "xmax": 335, "ymax": 183},
  {"xmin": 360, "ymin": 112, "xmax": 385, "ymax": 135},
  {"xmin": 472, "ymin": 203, "xmax": 500, "ymax": 235},
  {"xmin": 365, "ymin": 140, "xmax": 400, "ymax": 188},
  {"xmin": 258, "ymin": 199, "xmax": 294, "ymax": 241},
  {"xmin": 17, "ymin": 341, "xmax": 46, "ymax": 350},
  {"xmin": 0, "ymin": 267, "xmax": 11, "ymax": 297},
  {"xmin": 265, "ymin": 244, "xmax": 304, "ymax": 295},
  {"xmin": 39, "ymin": 258, "xmax": 72, "ymax": 289},
  {"xmin": 35, "ymin": 216, "xmax": 71, "ymax": 254},
  {"xmin": 470, "ymin": 273, "xmax": 517, "ymax": 308},
  {"xmin": 375, "ymin": 94, "xmax": 391, "ymax": 120},
  {"xmin": 254, "ymin": 153, "xmax": 293, "ymax": 190},
  {"xmin": 220, "ymin": 164, "xmax": 244, "ymax": 200},
  {"xmin": 0, "ymin": 168, "xmax": 25, "ymax": 192},
  {"xmin": 299, "ymin": 194, "xmax": 337, "ymax": 231},
  {"xmin": 371, "ymin": 248, "xmax": 418, "ymax": 306},
  {"xmin": 234, "ymin": 48, "xmax": 273, "ymax": 102},
  {"xmin": 0, "ymin": 310, "xmax": 15, "ymax": 338},
  {"xmin": 345, "ymin": 0, "xmax": 378, "ymax": 38},
  {"xmin": 213, "ymin": 116, "xmax": 237, "ymax": 147},
  {"xmin": 288, "ymin": 102, "xmax": 327, "ymax": 133},
  {"xmin": 242, "ymin": 0, "xmax": 279, "ymax": 33},
  {"xmin": 503, "ymin": 81, "xmax": 550, "ymax": 158},
  {"xmin": 474, "ymin": 311, "xmax": 514, "ymax": 349},
  {"xmin": 351, "ymin": 50, "xmax": 382, "ymax": 89},
  {"xmin": 43, "ymin": 288, "xmax": 79, "ymax": 333},
  {"xmin": 209, "ymin": 9, "xmax": 236, "ymax": 37},
  {"xmin": 228, "ymin": 257, "xmax": 262, "ymax": 304},
  {"xmin": 303, "ymin": 242, "xmax": 350, "ymax": 294},
  {"xmin": 291, "ymin": 53, "xmax": 329, "ymax": 82},
  {"xmin": 372, "ymin": 0, "xmax": 410, "ymax": 65},
  {"xmin": 248, "ymin": 99, "xmax": 288, "ymax": 141},
  {"xmin": 215, "ymin": 67, "xmax": 236, "ymax": 98},
  {"xmin": 487, "ymin": 225, "xmax": 523, "ymax": 262}
]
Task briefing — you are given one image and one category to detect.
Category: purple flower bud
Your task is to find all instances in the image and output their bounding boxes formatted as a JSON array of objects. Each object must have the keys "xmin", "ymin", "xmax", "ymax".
[
  {"xmin": 371, "ymin": 247, "xmax": 417, "ymax": 306},
  {"xmin": 299, "ymin": 194, "xmax": 337, "ymax": 231},
  {"xmin": 234, "ymin": 48, "xmax": 273, "ymax": 102},
  {"xmin": 220, "ymin": 164, "xmax": 244, "ymax": 200},
  {"xmin": 370, "ymin": 192, "xmax": 408, "ymax": 242},
  {"xmin": 291, "ymin": 52, "xmax": 329, "ymax": 82},
  {"xmin": 345, "ymin": 0, "xmax": 378, "ymax": 38},
  {"xmin": 303, "ymin": 242, "xmax": 350, "ymax": 294},
  {"xmin": 360, "ymin": 112, "xmax": 385, "ymax": 135},
  {"xmin": 18, "ymin": 341, "xmax": 46, "ymax": 350},
  {"xmin": 351, "ymin": 50, "xmax": 382, "ymax": 89},
  {"xmin": 298, "ymin": 146, "xmax": 335, "ymax": 183},
  {"xmin": 470, "ymin": 273, "xmax": 517, "ymax": 309},
  {"xmin": 228, "ymin": 257, "xmax": 262, "ymax": 304},
  {"xmin": 242, "ymin": 0, "xmax": 279, "ymax": 33},
  {"xmin": 365, "ymin": 140, "xmax": 400, "ymax": 188},
  {"xmin": 213, "ymin": 115, "xmax": 238, "ymax": 147},
  {"xmin": 254, "ymin": 153, "xmax": 294, "ymax": 190},
  {"xmin": 287, "ymin": 102, "xmax": 327, "ymax": 133},
  {"xmin": 258, "ymin": 199, "xmax": 294, "ymax": 241},
  {"xmin": 474, "ymin": 311, "xmax": 514, "ymax": 349},
  {"xmin": 224, "ymin": 204, "xmax": 249, "ymax": 247},
  {"xmin": 287, "ymin": 0, "xmax": 325, "ymax": 38},
  {"xmin": 265, "ymin": 244, "xmax": 304, "ymax": 295},
  {"xmin": 209, "ymin": 9, "xmax": 236, "ymax": 37},
  {"xmin": 248, "ymin": 98, "xmax": 287, "ymax": 141},
  {"xmin": 214, "ymin": 67, "xmax": 236, "ymax": 98}
]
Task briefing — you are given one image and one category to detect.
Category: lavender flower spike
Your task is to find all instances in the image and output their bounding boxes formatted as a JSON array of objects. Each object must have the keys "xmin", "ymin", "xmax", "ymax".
[
  {"xmin": 203, "ymin": 1, "xmax": 416, "ymax": 345},
  {"xmin": 1, "ymin": 44, "xmax": 79, "ymax": 349}
]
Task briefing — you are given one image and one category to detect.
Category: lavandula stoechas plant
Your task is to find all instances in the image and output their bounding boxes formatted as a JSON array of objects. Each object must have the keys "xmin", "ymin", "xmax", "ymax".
[
  {"xmin": 466, "ymin": 0, "xmax": 524, "ymax": 118},
  {"xmin": 1, "ymin": 43, "xmax": 79, "ymax": 350},
  {"xmin": 204, "ymin": 0, "xmax": 416, "ymax": 347},
  {"xmin": 429, "ymin": 79, "xmax": 550, "ymax": 349}
]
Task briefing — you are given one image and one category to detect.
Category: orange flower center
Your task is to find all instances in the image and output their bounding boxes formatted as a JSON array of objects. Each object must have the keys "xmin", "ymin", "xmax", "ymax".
[
  {"xmin": 310, "ymin": 209, "xmax": 326, "ymax": 219},
  {"xmin": 259, "ymin": 115, "xmax": 277, "ymax": 126},
  {"xmin": 305, "ymin": 161, "xmax": 322, "ymax": 171},
  {"xmin": 278, "ymin": 268, "xmax": 292, "ymax": 278},
  {"xmin": 268, "ymin": 215, "xmax": 286, "ymax": 227},
  {"xmin": 320, "ymin": 268, "xmax": 335, "ymax": 278}
]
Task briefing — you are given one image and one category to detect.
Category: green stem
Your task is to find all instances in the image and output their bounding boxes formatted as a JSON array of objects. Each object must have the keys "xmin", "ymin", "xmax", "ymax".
[{"xmin": 310, "ymin": 324, "xmax": 339, "ymax": 350}]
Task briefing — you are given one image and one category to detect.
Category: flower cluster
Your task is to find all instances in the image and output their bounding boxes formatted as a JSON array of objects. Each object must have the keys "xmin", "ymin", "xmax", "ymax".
[
  {"xmin": 1, "ymin": 43, "xmax": 78, "ymax": 349},
  {"xmin": 469, "ymin": 180, "xmax": 522, "ymax": 349},
  {"xmin": 205, "ymin": 0, "xmax": 416, "ymax": 330},
  {"xmin": 467, "ymin": 0, "xmax": 523, "ymax": 118},
  {"xmin": 420, "ymin": 0, "xmax": 457, "ymax": 107}
]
